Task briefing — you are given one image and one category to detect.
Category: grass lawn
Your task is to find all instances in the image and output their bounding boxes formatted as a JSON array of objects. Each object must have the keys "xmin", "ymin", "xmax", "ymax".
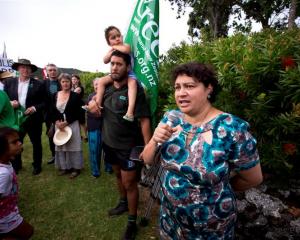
[{"xmin": 17, "ymin": 130, "xmax": 159, "ymax": 240}]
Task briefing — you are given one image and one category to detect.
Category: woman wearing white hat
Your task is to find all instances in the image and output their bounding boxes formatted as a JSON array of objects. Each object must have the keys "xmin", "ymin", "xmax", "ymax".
[{"xmin": 51, "ymin": 73, "xmax": 85, "ymax": 179}]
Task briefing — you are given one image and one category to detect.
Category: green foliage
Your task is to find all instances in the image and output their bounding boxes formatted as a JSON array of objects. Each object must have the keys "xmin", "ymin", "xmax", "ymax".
[
  {"xmin": 240, "ymin": 0, "xmax": 291, "ymax": 29},
  {"xmin": 159, "ymin": 29, "xmax": 300, "ymax": 176},
  {"xmin": 79, "ymin": 72, "xmax": 105, "ymax": 99},
  {"xmin": 167, "ymin": 0, "xmax": 299, "ymax": 40},
  {"xmin": 157, "ymin": 42, "xmax": 191, "ymax": 118},
  {"xmin": 168, "ymin": 0, "xmax": 239, "ymax": 39}
]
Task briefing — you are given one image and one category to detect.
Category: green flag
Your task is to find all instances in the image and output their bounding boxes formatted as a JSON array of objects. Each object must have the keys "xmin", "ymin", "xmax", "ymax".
[
  {"xmin": 125, "ymin": 0, "xmax": 159, "ymax": 118},
  {"xmin": 14, "ymin": 105, "xmax": 28, "ymax": 132}
]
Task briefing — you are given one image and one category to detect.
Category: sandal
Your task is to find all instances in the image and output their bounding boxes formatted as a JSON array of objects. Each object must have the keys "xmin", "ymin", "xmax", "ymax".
[{"xmin": 123, "ymin": 114, "xmax": 134, "ymax": 122}]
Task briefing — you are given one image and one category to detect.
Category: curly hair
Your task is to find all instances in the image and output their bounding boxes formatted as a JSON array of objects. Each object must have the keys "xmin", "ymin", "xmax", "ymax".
[{"xmin": 171, "ymin": 62, "xmax": 220, "ymax": 103}]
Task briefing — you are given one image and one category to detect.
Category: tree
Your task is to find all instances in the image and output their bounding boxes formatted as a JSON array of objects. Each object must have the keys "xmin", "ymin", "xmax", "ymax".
[
  {"xmin": 240, "ymin": 0, "xmax": 291, "ymax": 29},
  {"xmin": 168, "ymin": 0, "xmax": 239, "ymax": 39},
  {"xmin": 168, "ymin": 0, "xmax": 299, "ymax": 40},
  {"xmin": 288, "ymin": 0, "xmax": 298, "ymax": 28}
]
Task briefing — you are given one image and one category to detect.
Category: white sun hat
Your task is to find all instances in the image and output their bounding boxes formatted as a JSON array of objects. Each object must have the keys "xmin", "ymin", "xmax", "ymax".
[{"xmin": 53, "ymin": 126, "xmax": 72, "ymax": 146}]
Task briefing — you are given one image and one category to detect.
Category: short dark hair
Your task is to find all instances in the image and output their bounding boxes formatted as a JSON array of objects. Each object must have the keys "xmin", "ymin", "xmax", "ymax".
[
  {"xmin": 111, "ymin": 50, "xmax": 131, "ymax": 66},
  {"xmin": 0, "ymin": 127, "xmax": 19, "ymax": 156},
  {"xmin": 172, "ymin": 62, "xmax": 219, "ymax": 103},
  {"xmin": 104, "ymin": 26, "xmax": 121, "ymax": 45}
]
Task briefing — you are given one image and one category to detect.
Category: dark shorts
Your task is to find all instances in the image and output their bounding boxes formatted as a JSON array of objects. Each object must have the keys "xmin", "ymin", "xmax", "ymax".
[{"xmin": 102, "ymin": 142, "xmax": 137, "ymax": 171}]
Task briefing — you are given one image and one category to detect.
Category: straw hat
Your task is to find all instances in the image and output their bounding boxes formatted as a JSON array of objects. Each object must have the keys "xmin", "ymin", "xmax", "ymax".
[
  {"xmin": 12, "ymin": 59, "xmax": 38, "ymax": 73},
  {"xmin": 53, "ymin": 126, "xmax": 72, "ymax": 146},
  {"xmin": 0, "ymin": 71, "xmax": 13, "ymax": 79}
]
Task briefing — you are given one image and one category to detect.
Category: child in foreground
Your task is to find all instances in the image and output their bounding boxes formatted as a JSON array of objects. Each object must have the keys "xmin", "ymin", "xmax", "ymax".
[
  {"xmin": 0, "ymin": 127, "xmax": 34, "ymax": 239},
  {"xmin": 90, "ymin": 26, "xmax": 137, "ymax": 122}
]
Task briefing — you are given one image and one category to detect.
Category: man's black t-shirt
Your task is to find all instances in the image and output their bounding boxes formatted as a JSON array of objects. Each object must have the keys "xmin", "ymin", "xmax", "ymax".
[{"xmin": 102, "ymin": 82, "xmax": 150, "ymax": 150}]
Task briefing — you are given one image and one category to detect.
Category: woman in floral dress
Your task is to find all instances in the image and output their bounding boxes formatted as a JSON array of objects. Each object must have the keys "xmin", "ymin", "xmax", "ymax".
[{"xmin": 142, "ymin": 62, "xmax": 263, "ymax": 239}]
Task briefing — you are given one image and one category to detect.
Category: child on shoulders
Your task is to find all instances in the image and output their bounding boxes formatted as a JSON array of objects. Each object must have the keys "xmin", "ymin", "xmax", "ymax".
[{"xmin": 90, "ymin": 26, "xmax": 137, "ymax": 122}]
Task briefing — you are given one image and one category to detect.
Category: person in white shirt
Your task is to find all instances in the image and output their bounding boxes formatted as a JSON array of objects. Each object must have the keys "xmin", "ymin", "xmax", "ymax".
[{"xmin": 4, "ymin": 59, "xmax": 46, "ymax": 175}]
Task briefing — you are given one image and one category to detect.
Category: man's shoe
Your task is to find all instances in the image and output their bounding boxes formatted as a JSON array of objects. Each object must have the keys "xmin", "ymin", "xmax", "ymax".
[
  {"xmin": 121, "ymin": 223, "xmax": 137, "ymax": 240},
  {"xmin": 108, "ymin": 202, "xmax": 128, "ymax": 216},
  {"xmin": 32, "ymin": 168, "xmax": 41, "ymax": 175},
  {"xmin": 47, "ymin": 157, "xmax": 55, "ymax": 164}
]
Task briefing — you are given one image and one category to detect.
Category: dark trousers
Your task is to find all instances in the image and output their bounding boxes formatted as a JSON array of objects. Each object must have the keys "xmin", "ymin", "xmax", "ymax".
[
  {"xmin": 45, "ymin": 120, "xmax": 55, "ymax": 157},
  {"xmin": 12, "ymin": 119, "xmax": 43, "ymax": 172}
]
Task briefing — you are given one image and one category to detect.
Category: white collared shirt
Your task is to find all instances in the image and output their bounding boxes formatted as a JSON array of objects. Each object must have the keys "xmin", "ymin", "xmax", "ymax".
[{"xmin": 18, "ymin": 78, "xmax": 30, "ymax": 108}]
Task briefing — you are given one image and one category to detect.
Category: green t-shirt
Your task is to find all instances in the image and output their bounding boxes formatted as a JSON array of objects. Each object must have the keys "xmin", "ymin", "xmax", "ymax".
[
  {"xmin": 0, "ymin": 90, "xmax": 18, "ymax": 130},
  {"xmin": 102, "ymin": 83, "xmax": 150, "ymax": 150}
]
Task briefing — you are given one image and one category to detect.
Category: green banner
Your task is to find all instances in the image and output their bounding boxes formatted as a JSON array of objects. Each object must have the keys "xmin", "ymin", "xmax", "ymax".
[{"xmin": 125, "ymin": 0, "xmax": 159, "ymax": 117}]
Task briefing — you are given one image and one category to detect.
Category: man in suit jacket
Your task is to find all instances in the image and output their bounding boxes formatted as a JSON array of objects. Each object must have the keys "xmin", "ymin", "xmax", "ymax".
[
  {"xmin": 4, "ymin": 59, "xmax": 46, "ymax": 175},
  {"xmin": 43, "ymin": 63, "xmax": 61, "ymax": 164}
]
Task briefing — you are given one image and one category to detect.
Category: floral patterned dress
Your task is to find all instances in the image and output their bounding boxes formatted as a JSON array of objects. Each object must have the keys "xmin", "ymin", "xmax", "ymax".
[{"xmin": 158, "ymin": 110, "xmax": 260, "ymax": 240}]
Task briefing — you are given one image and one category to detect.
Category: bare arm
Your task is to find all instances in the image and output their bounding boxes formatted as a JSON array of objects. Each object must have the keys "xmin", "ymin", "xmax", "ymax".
[
  {"xmin": 141, "ymin": 138, "xmax": 157, "ymax": 165},
  {"xmin": 103, "ymin": 44, "xmax": 131, "ymax": 64},
  {"xmin": 140, "ymin": 117, "xmax": 152, "ymax": 145},
  {"xmin": 95, "ymin": 75, "xmax": 112, "ymax": 105},
  {"xmin": 230, "ymin": 164, "xmax": 263, "ymax": 192},
  {"xmin": 103, "ymin": 48, "xmax": 114, "ymax": 64},
  {"xmin": 87, "ymin": 75, "xmax": 112, "ymax": 114},
  {"xmin": 112, "ymin": 43, "xmax": 131, "ymax": 54}
]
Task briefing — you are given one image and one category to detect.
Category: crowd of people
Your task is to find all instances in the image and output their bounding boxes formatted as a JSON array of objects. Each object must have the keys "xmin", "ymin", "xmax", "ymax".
[{"xmin": 0, "ymin": 25, "xmax": 263, "ymax": 240}]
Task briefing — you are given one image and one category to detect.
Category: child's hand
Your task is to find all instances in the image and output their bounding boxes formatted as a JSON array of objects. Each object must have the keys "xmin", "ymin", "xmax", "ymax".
[
  {"xmin": 103, "ymin": 48, "xmax": 114, "ymax": 64},
  {"xmin": 87, "ymin": 100, "xmax": 102, "ymax": 115}
]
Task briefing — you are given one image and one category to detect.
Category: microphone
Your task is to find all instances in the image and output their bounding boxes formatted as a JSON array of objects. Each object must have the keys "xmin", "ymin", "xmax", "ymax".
[
  {"xmin": 157, "ymin": 111, "xmax": 177, "ymax": 147},
  {"xmin": 165, "ymin": 110, "xmax": 177, "ymax": 127}
]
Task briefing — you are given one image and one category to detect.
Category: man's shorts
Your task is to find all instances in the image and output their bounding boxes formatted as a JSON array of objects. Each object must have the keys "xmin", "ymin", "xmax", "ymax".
[{"xmin": 102, "ymin": 142, "xmax": 137, "ymax": 171}]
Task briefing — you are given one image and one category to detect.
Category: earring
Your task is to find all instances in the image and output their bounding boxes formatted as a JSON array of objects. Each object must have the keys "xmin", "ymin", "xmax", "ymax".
[{"xmin": 207, "ymin": 93, "xmax": 211, "ymax": 99}]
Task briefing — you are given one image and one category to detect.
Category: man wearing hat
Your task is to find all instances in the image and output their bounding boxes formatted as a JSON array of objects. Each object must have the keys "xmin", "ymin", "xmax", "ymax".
[{"xmin": 4, "ymin": 59, "xmax": 46, "ymax": 175}]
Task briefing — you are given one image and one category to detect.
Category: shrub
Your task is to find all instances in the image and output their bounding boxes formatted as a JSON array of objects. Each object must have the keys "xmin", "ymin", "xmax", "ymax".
[
  {"xmin": 79, "ymin": 72, "xmax": 105, "ymax": 100},
  {"xmin": 158, "ymin": 29, "xmax": 300, "ymax": 176}
]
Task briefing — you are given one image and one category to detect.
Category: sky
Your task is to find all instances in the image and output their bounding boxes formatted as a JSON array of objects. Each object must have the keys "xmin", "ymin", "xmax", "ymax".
[{"xmin": 0, "ymin": 0, "xmax": 191, "ymax": 72}]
